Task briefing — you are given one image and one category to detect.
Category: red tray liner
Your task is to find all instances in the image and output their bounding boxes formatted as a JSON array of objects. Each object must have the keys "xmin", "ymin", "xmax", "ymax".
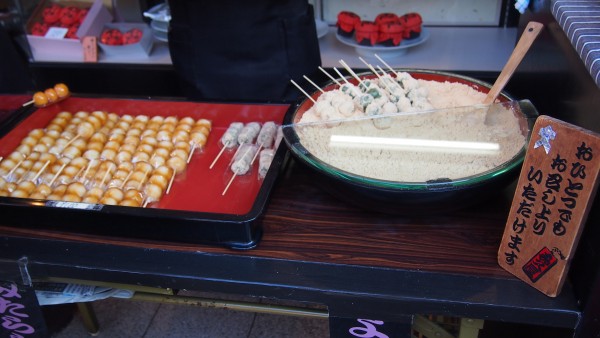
[{"xmin": 0, "ymin": 97, "xmax": 288, "ymax": 215}]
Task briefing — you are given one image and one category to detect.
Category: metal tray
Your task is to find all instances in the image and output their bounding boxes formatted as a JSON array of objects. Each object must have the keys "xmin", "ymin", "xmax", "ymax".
[{"xmin": 0, "ymin": 96, "xmax": 289, "ymax": 249}]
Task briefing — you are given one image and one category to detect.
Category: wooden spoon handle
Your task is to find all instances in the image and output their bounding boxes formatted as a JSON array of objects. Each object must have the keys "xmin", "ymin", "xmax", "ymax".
[{"xmin": 484, "ymin": 21, "xmax": 544, "ymax": 104}]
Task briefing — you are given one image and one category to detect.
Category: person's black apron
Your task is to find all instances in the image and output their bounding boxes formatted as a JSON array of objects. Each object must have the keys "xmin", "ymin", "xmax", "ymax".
[{"xmin": 168, "ymin": 0, "xmax": 321, "ymax": 103}]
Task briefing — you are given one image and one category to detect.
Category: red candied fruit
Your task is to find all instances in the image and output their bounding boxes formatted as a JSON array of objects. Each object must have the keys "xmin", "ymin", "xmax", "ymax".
[
  {"xmin": 42, "ymin": 4, "xmax": 62, "ymax": 25},
  {"xmin": 77, "ymin": 8, "xmax": 89, "ymax": 24},
  {"xmin": 123, "ymin": 28, "xmax": 143, "ymax": 44},
  {"xmin": 59, "ymin": 6, "xmax": 80, "ymax": 26},
  {"xmin": 31, "ymin": 22, "xmax": 49, "ymax": 36},
  {"xmin": 66, "ymin": 25, "xmax": 80, "ymax": 39},
  {"xmin": 100, "ymin": 29, "xmax": 124, "ymax": 45}
]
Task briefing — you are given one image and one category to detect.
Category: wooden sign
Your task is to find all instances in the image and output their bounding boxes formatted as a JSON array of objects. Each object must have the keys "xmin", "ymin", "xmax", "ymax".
[
  {"xmin": 498, "ymin": 115, "xmax": 600, "ymax": 297},
  {"xmin": 82, "ymin": 36, "xmax": 98, "ymax": 63}
]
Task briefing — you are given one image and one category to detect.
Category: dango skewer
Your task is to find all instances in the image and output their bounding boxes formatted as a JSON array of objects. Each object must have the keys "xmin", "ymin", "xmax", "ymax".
[
  {"xmin": 222, "ymin": 144, "xmax": 257, "ymax": 196},
  {"xmin": 23, "ymin": 83, "xmax": 70, "ymax": 107},
  {"xmin": 250, "ymin": 122, "xmax": 277, "ymax": 164},
  {"xmin": 209, "ymin": 122, "xmax": 244, "ymax": 169}
]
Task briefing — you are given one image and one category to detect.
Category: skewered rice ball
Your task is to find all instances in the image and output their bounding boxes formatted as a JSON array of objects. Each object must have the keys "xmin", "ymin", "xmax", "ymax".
[
  {"xmin": 126, "ymin": 128, "xmax": 142, "ymax": 137},
  {"xmin": 164, "ymin": 116, "xmax": 178, "ymax": 124},
  {"xmin": 149, "ymin": 174, "xmax": 168, "ymax": 190},
  {"xmin": 87, "ymin": 115, "xmax": 102, "ymax": 129},
  {"xmin": 74, "ymin": 111, "xmax": 89, "ymax": 119},
  {"xmin": 157, "ymin": 141, "xmax": 174, "ymax": 151},
  {"xmin": 132, "ymin": 152, "xmax": 150, "ymax": 163},
  {"xmin": 21, "ymin": 136, "xmax": 38, "ymax": 148},
  {"xmin": 28, "ymin": 129, "xmax": 45, "ymax": 139},
  {"xmin": 62, "ymin": 146, "xmax": 81, "ymax": 159},
  {"xmin": 90, "ymin": 132, "xmax": 108, "ymax": 144},
  {"xmin": 104, "ymin": 187, "xmax": 124, "ymax": 201},
  {"xmin": 10, "ymin": 189, "xmax": 29, "ymax": 198},
  {"xmin": 83, "ymin": 149, "xmax": 100, "ymax": 160},
  {"xmin": 170, "ymin": 149, "xmax": 188, "ymax": 161},
  {"xmin": 123, "ymin": 136, "xmax": 140, "ymax": 146},
  {"xmin": 116, "ymin": 151, "xmax": 132, "ymax": 164},
  {"xmin": 167, "ymin": 156, "xmax": 186, "ymax": 174},
  {"xmin": 91, "ymin": 111, "xmax": 108, "ymax": 124},
  {"xmin": 67, "ymin": 182, "xmax": 87, "ymax": 197},
  {"xmin": 62, "ymin": 194, "xmax": 82, "ymax": 202},
  {"xmin": 159, "ymin": 123, "xmax": 176, "ymax": 133}
]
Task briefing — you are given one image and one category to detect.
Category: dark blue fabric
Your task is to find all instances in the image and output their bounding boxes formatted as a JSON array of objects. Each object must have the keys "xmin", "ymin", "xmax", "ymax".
[{"xmin": 168, "ymin": 0, "xmax": 322, "ymax": 102}]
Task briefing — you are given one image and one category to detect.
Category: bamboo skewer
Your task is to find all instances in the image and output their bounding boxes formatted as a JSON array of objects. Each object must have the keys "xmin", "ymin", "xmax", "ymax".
[
  {"xmin": 61, "ymin": 134, "xmax": 80, "ymax": 150},
  {"xmin": 137, "ymin": 167, "xmax": 150, "ymax": 190},
  {"xmin": 222, "ymin": 144, "xmax": 256, "ymax": 196},
  {"xmin": 358, "ymin": 57, "xmax": 384, "ymax": 80},
  {"xmin": 290, "ymin": 79, "xmax": 316, "ymax": 103},
  {"xmin": 209, "ymin": 142, "xmax": 231, "ymax": 169},
  {"xmin": 250, "ymin": 144, "xmax": 263, "ymax": 165},
  {"xmin": 318, "ymin": 66, "xmax": 341, "ymax": 86},
  {"xmin": 303, "ymin": 75, "xmax": 324, "ymax": 93},
  {"xmin": 166, "ymin": 167, "xmax": 176, "ymax": 194},
  {"xmin": 80, "ymin": 159, "xmax": 95, "ymax": 183},
  {"xmin": 5, "ymin": 159, "xmax": 24, "ymax": 179},
  {"xmin": 222, "ymin": 172, "xmax": 238, "ymax": 196},
  {"xmin": 49, "ymin": 163, "xmax": 67, "ymax": 186},
  {"xmin": 339, "ymin": 59, "xmax": 366, "ymax": 89},
  {"xmin": 99, "ymin": 164, "xmax": 113, "ymax": 188},
  {"xmin": 119, "ymin": 171, "xmax": 133, "ymax": 189},
  {"xmin": 333, "ymin": 67, "xmax": 351, "ymax": 85},
  {"xmin": 374, "ymin": 54, "xmax": 396, "ymax": 74},
  {"xmin": 187, "ymin": 143, "xmax": 196, "ymax": 163},
  {"xmin": 31, "ymin": 161, "xmax": 51, "ymax": 182}
]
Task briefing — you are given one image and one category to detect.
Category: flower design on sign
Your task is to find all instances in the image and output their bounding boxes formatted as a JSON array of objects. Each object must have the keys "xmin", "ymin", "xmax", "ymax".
[{"xmin": 534, "ymin": 125, "xmax": 556, "ymax": 154}]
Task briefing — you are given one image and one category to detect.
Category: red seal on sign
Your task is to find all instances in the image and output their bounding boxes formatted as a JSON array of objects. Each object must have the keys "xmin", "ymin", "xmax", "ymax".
[{"xmin": 522, "ymin": 247, "xmax": 558, "ymax": 283}]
